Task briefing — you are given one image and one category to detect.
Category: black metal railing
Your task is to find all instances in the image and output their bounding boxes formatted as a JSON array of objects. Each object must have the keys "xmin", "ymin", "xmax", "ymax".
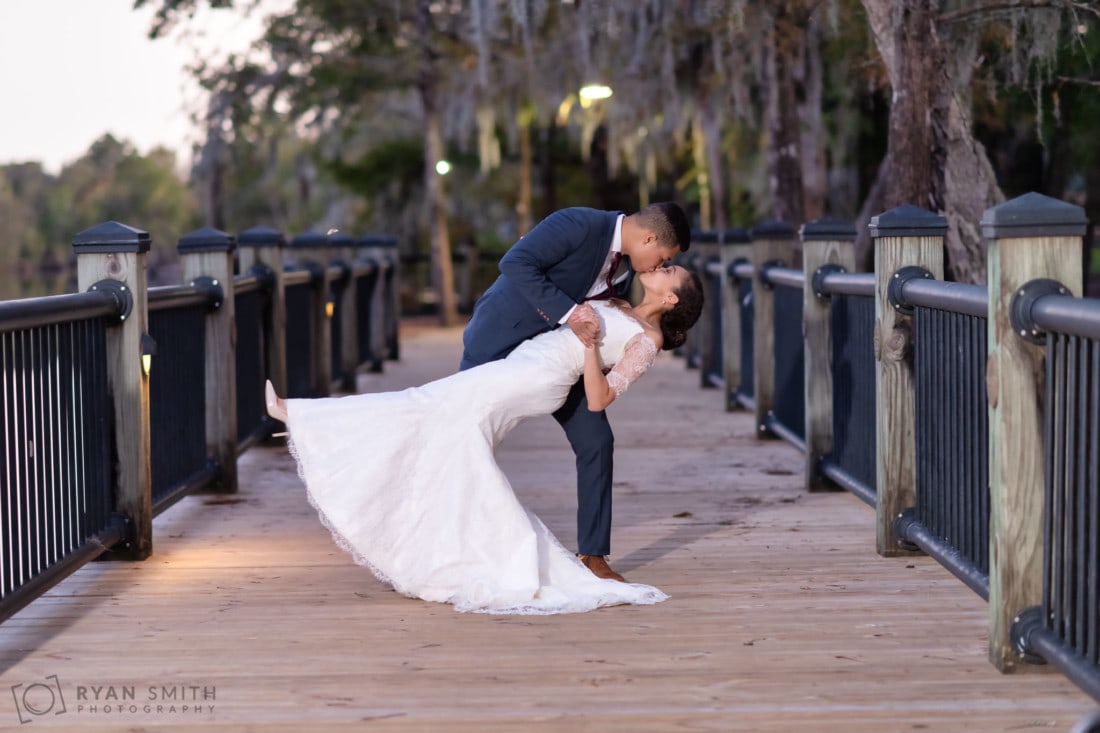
[
  {"xmin": 0, "ymin": 291, "xmax": 129, "ymax": 623},
  {"xmin": 816, "ymin": 271, "xmax": 877, "ymax": 506},
  {"xmin": 148, "ymin": 281, "xmax": 223, "ymax": 514},
  {"xmin": 1013, "ymin": 288, "xmax": 1100, "ymax": 701},
  {"xmin": 732, "ymin": 261, "xmax": 755, "ymax": 409},
  {"xmin": 328, "ymin": 263, "xmax": 349, "ymax": 387},
  {"xmin": 355, "ymin": 261, "xmax": 382, "ymax": 370},
  {"xmin": 234, "ymin": 273, "xmax": 271, "ymax": 449},
  {"xmin": 703, "ymin": 259, "xmax": 724, "ymax": 387},
  {"xmin": 761, "ymin": 265, "xmax": 806, "ymax": 451},
  {"xmin": 891, "ymin": 273, "xmax": 991, "ymax": 597},
  {"xmin": 285, "ymin": 267, "xmax": 319, "ymax": 398}
]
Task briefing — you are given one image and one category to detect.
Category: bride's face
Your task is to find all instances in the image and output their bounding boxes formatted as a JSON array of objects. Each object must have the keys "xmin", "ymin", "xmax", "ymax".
[{"xmin": 639, "ymin": 265, "xmax": 688, "ymax": 300}]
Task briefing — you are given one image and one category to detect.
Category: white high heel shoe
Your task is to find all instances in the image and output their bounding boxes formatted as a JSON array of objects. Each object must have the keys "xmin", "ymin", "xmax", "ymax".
[{"xmin": 265, "ymin": 380, "xmax": 288, "ymax": 423}]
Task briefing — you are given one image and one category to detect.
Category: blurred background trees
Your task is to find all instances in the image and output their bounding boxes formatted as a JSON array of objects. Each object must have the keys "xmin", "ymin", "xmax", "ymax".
[{"xmin": 2, "ymin": 0, "xmax": 1098, "ymax": 310}]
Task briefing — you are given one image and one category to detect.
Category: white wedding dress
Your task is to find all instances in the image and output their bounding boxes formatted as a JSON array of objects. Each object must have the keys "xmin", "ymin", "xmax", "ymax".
[{"xmin": 285, "ymin": 300, "xmax": 667, "ymax": 614}]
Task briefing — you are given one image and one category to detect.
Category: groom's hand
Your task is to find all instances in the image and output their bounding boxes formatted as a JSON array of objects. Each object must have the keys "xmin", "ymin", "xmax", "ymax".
[{"xmin": 567, "ymin": 304, "xmax": 599, "ymax": 347}]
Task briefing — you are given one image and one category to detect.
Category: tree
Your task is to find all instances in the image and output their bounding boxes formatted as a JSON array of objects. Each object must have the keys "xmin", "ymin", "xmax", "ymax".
[{"xmin": 858, "ymin": 0, "xmax": 1099, "ymax": 283}]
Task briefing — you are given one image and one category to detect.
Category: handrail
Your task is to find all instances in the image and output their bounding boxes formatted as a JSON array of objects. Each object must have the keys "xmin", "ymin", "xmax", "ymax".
[
  {"xmin": 901, "ymin": 279, "xmax": 987, "ymax": 318},
  {"xmin": 284, "ymin": 269, "xmax": 315, "ymax": 287},
  {"xmin": 818, "ymin": 271, "xmax": 875, "ymax": 298},
  {"xmin": 1030, "ymin": 293, "xmax": 1100, "ymax": 341},
  {"xmin": 148, "ymin": 280, "xmax": 224, "ymax": 312},
  {"xmin": 0, "ymin": 290, "xmax": 124, "ymax": 333},
  {"xmin": 760, "ymin": 265, "xmax": 805, "ymax": 290},
  {"xmin": 731, "ymin": 261, "xmax": 754, "ymax": 281}
]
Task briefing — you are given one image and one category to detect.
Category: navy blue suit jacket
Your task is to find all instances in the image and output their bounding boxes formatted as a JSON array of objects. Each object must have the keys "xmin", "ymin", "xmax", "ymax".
[{"xmin": 462, "ymin": 207, "xmax": 630, "ymax": 366}]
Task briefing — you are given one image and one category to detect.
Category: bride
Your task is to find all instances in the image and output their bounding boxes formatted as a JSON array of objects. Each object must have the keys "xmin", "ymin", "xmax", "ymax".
[{"xmin": 266, "ymin": 265, "xmax": 704, "ymax": 614}]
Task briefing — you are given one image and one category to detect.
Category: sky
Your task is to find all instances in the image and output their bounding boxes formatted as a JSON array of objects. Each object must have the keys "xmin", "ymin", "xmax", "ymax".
[{"xmin": 0, "ymin": 0, "xmax": 283, "ymax": 175}]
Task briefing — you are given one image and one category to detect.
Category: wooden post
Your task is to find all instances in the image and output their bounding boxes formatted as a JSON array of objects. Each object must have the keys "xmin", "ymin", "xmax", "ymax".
[
  {"xmin": 178, "ymin": 227, "xmax": 238, "ymax": 494},
  {"xmin": 238, "ymin": 226, "xmax": 288, "ymax": 396},
  {"xmin": 871, "ymin": 205, "xmax": 945, "ymax": 556},
  {"xmin": 289, "ymin": 231, "xmax": 333, "ymax": 398},
  {"xmin": 720, "ymin": 228, "xmax": 753, "ymax": 411},
  {"xmin": 328, "ymin": 230, "xmax": 359, "ymax": 392},
  {"xmin": 750, "ymin": 219, "xmax": 797, "ymax": 436},
  {"xmin": 73, "ymin": 221, "xmax": 152, "ymax": 560},
  {"xmin": 984, "ymin": 192, "xmax": 1085, "ymax": 671},
  {"xmin": 692, "ymin": 231, "xmax": 722, "ymax": 389},
  {"xmin": 801, "ymin": 217, "xmax": 857, "ymax": 492}
]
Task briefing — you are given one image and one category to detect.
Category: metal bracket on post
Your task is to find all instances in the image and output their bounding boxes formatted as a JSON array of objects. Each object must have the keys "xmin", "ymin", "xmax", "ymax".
[
  {"xmin": 1009, "ymin": 278, "xmax": 1069, "ymax": 345},
  {"xmin": 811, "ymin": 263, "xmax": 846, "ymax": 300},
  {"xmin": 1010, "ymin": 606, "xmax": 1051, "ymax": 665},
  {"xmin": 887, "ymin": 266, "xmax": 933, "ymax": 315},
  {"xmin": 188, "ymin": 276, "xmax": 224, "ymax": 311},
  {"xmin": 89, "ymin": 279, "xmax": 134, "ymax": 322}
]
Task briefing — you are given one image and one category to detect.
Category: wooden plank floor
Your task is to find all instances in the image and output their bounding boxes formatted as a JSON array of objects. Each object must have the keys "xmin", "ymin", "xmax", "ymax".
[{"xmin": 0, "ymin": 323, "xmax": 1096, "ymax": 732}]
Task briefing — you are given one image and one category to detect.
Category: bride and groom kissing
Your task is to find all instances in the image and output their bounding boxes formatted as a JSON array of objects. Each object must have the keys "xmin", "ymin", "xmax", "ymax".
[{"xmin": 266, "ymin": 202, "xmax": 703, "ymax": 614}]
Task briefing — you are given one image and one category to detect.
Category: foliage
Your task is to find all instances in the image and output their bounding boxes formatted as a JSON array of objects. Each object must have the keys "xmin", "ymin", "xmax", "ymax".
[{"xmin": 1, "ymin": 135, "xmax": 198, "ymax": 275}]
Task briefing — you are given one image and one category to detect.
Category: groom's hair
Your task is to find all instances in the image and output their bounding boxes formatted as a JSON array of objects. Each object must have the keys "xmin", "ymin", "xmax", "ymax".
[{"xmin": 636, "ymin": 202, "xmax": 691, "ymax": 252}]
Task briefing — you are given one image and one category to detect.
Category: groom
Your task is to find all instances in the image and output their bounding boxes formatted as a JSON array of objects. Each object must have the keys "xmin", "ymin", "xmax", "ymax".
[{"xmin": 460, "ymin": 202, "xmax": 691, "ymax": 582}]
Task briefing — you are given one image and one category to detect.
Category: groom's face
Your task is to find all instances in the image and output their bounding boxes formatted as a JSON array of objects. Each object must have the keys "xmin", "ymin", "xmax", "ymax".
[{"xmin": 631, "ymin": 236, "xmax": 681, "ymax": 273}]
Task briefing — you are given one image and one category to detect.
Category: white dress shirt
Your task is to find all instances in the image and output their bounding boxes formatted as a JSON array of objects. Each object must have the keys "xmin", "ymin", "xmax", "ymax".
[{"xmin": 559, "ymin": 214, "xmax": 626, "ymax": 325}]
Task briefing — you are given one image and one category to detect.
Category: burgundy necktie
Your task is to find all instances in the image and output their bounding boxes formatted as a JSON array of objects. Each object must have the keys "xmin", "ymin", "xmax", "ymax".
[{"xmin": 589, "ymin": 252, "xmax": 622, "ymax": 301}]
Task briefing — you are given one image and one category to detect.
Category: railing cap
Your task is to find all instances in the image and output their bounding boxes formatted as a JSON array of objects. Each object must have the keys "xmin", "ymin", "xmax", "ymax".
[
  {"xmin": 690, "ymin": 228, "xmax": 752, "ymax": 244},
  {"xmin": 801, "ymin": 216, "xmax": 856, "ymax": 242},
  {"xmin": 289, "ymin": 230, "xmax": 328, "ymax": 249},
  {"xmin": 238, "ymin": 225, "xmax": 286, "ymax": 247},
  {"xmin": 357, "ymin": 233, "xmax": 398, "ymax": 248},
  {"xmin": 72, "ymin": 221, "xmax": 151, "ymax": 254},
  {"xmin": 869, "ymin": 204, "xmax": 947, "ymax": 238},
  {"xmin": 750, "ymin": 219, "xmax": 797, "ymax": 241},
  {"xmin": 981, "ymin": 192, "xmax": 1088, "ymax": 239},
  {"xmin": 178, "ymin": 226, "xmax": 236, "ymax": 254}
]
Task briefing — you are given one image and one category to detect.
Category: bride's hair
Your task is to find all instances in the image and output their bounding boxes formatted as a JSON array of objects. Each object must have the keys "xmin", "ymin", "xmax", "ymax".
[{"xmin": 659, "ymin": 271, "xmax": 704, "ymax": 351}]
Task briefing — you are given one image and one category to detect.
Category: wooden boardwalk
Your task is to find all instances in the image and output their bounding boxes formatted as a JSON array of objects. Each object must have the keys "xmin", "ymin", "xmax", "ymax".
[{"xmin": 0, "ymin": 323, "xmax": 1096, "ymax": 732}]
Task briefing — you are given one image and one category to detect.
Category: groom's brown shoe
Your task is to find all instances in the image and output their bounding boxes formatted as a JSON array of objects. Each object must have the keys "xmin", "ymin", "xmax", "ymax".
[{"xmin": 577, "ymin": 554, "xmax": 626, "ymax": 583}]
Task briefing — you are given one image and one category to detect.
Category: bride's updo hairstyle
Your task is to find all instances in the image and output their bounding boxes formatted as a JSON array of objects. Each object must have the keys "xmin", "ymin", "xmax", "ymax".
[{"xmin": 659, "ymin": 271, "xmax": 704, "ymax": 351}]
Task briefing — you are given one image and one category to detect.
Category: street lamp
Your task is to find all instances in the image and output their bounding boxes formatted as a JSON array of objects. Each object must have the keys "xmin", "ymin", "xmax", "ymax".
[
  {"xmin": 435, "ymin": 160, "xmax": 452, "ymax": 175},
  {"xmin": 578, "ymin": 83, "xmax": 613, "ymax": 107}
]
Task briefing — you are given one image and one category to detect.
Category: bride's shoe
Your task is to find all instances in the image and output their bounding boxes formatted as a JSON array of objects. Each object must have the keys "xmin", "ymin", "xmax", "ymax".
[{"xmin": 265, "ymin": 380, "xmax": 288, "ymax": 422}]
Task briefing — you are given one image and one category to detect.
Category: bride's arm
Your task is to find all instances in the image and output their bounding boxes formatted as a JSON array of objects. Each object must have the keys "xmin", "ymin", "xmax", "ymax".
[{"xmin": 584, "ymin": 333, "xmax": 659, "ymax": 411}]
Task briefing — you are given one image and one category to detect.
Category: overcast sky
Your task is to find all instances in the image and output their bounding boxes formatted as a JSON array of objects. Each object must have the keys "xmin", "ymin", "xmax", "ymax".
[{"xmin": 0, "ymin": 0, "xmax": 282, "ymax": 174}]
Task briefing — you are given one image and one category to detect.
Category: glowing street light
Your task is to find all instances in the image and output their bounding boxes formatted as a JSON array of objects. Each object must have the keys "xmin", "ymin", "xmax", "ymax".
[
  {"xmin": 578, "ymin": 83, "xmax": 613, "ymax": 107},
  {"xmin": 435, "ymin": 160, "xmax": 452, "ymax": 175}
]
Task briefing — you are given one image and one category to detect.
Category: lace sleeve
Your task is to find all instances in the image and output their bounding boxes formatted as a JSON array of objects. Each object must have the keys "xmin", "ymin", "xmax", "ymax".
[{"xmin": 605, "ymin": 333, "xmax": 658, "ymax": 399}]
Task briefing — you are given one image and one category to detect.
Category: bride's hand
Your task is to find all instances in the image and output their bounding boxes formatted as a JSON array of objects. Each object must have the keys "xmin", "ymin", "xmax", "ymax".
[{"xmin": 567, "ymin": 304, "xmax": 599, "ymax": 347}]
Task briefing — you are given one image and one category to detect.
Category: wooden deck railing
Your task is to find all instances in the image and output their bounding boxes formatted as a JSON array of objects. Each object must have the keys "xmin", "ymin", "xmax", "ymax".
[
  {"xmin": 688, "ymin": 192, "xmax": 1100, "ymax": 702},
  {"xmin": 0, "ymin": 222, "xmax": 399, "ymax": 624}
]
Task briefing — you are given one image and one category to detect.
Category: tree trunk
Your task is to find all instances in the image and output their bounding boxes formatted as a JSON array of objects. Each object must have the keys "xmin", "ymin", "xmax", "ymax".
[
  {"xmin": 418, "ymin": 0, "xmax": 458, "ymax": 326},
  {"xmin": 541, "ymin": 117, "xmax": 557, "ymax": 219},
  {"xmin": 798, "ymin": 16, "xmax": 826, "ymax": 222},
  {"xmin": 860, "ymin": 0, "xmax": 1003, "ymax": 284},
  {"xmin": 883, "ymin": 0, "xmax": 939, "ymax": 208},
  {"xmin": 517, "ymin": 107, "xmax": 533, "ymax": 236},
  {"xmin": 692, "ymin": 109, "xmax": 711, "ymax": 230},
  {"xmin": 766, "ymin": 2, "xmax": 807, "ymax": 231}
]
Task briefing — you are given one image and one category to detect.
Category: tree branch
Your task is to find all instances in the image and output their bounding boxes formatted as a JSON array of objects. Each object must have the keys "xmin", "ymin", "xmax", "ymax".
[
  {"xmin": 1056, "ymin": 75, "xmax": 1100, "ymax": 88},
  {"xmin": 939, "ymin": 0, "xmax": 1100, "ymax": 24}
]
